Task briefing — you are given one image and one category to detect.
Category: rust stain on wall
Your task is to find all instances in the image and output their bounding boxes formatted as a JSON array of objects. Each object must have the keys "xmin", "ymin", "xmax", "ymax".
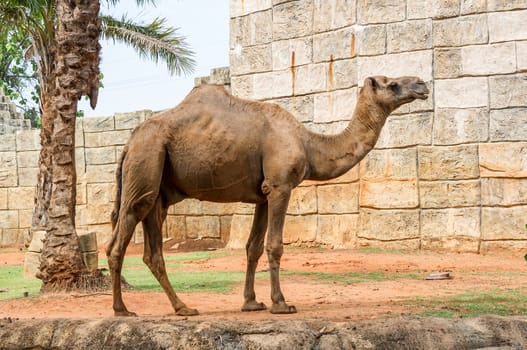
[
  {"xmin": 351, "ymin": 33, "xmax": 356, "ymax": 58},
  {"xmin": 241, "ymin": 0, "xmax": 245, "ymax": 15},
  {"xmin": 290, "ymin": 51, "xmax": 297, "ymax": 113},
  {"xmin": 328, "ymin": 55, "xmax": 334, "ymax": 119}
]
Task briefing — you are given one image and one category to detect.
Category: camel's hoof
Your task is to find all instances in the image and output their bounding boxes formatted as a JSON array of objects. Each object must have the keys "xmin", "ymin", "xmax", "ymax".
[
  {"xmin": 114, "ymin": 310, "xmax": 137, "ymax": 317},
  {"xmin": 241, "ymin": 301, "xmax": 267, "ymax": 312},
  {"xmin": 270, "ymin": 302, "xmax": 297, "ymax": 314},
  {"xmin": 176, "ymin": 307, "xmax": 199, "ymax": 316}
]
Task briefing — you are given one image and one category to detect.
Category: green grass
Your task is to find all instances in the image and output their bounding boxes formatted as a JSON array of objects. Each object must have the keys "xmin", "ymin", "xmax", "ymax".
[
  {"xmin": 281, "ymin": 270, "xmax": 422, "ymax": 285},
  {"xmin": 0, "ymin": 265, "xmax": 42, "ymax": 301}
]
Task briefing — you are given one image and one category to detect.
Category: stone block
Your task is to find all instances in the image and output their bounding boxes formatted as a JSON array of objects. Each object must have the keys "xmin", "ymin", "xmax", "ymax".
[
  {"xmin": 82, "ymin": 116, "xmax": 114, "ymax": 132},
  {"xmin": 435, "ymin": 77, "xmax": 488, "ymax": 108},
  {"xmin": 479, "ymin": 142, "xmax": 527, "ymax": 178},
  {"xmin": 230, "ymin": 0, "xmax": 272, "ymax": 17},
  {"xmin": 305, "ymin": 120, "xmax": 348, "ymax": 135},
  {"xmin": 0, "ymin": 134, "xmax": 16, "ymax": 151},
  {"xmin": 488, "ymin": 10, "xmax": 527, "ymax": 43},
  {"xmin": 461, "ymin": 43, "xmax": 516, "ymax": 76},
  {"xmin": 270, "ymin": 95, "xmax": 313, "ymax": 123},
  {"xmin": 375, "ymin": 113, "xmax": 433, "ymax": 149},
  {"xmin": 489, "ymin": 74, "xmax": 527, "ymax": 109},
  {"xmin": 481, "ymin": 206, "xmax": 527, "ymax": 240},
  {"xmin": 387, "ymin": 19, "xmax": 432, "ymax": 53},
  {"xmin": 166, "ymin": 215, "xmax": 186, "ymax": 241},
  {"xmin": 186, "ymin": 216, "xmax": 220, "ymax": 239},
  {"xmin": 78, "ymin": 230, "xmax": 98, "ymax": 252},
  {"xmin": 0, "ymin": 188, "xmax": 6, "ymax": 209},
  {"xmin": 517, "ymin": 41, "xmax": 527, "ymax": 71},
  {"xmin": 0, "ymin": 151, "xmax": 17, "ymax": 187},
  {"xmin": 357, "ymin": 238, "xmax": 421, "ymax": 251},
  {"xmin": 482, "ymin": 178, "xmax": 527, "ymax": 207},
  {"xmin": 480, "ymin": 240, "xmax": 527, "ymax": 256},
  {"xmin": 17, "ymin": 167, "xmax": 38, "ymax": 187},
  {"xmin": 227, "ymin": 214, "xmax": 253, "ymax": 248},
  {"xmin": 313, "ymin": 0, "xmax": 356, "ymax": 32},
  {"xmin": 421, "ymin": 237, "xmax": 480, "ymax": 253},
  {"xmin": 418, "ymin": 145, "xmax": 480, "ymax": 180},
  {"xmin": 220, "ymin": 216, "xmax": 232, "ymax": 243},
  {"xmin": 434, "ymin": 14, "xmax": 488, "ymax": 47},
  {"xmin": 76, "ymin": 148, "xmax": 86, "ymax": 175},
  {"xmin": 360, "ymin": 148, "xmax": 417, "ymax": 180},
  {"xmin": 408, "ymin": 0, "xmax": 461, "ymax": 19},
  {"xmin": 75, "ymin": 118, "xmax": 84, "ymax": 147},
  {"xmin": 490, "ymin": 108, "xmax": 527, "ymax": 142},
  {"xmin": 85, "ymin": 204, "xmax": 113, "ymax": 225},
  {"xmin": 252, "ymin": 70, "xmax": 292, "ymax": 100},
  {"xmin": 358, "ymin": 208, "xmax": 420, "ymax": 240},
  {"xmin": 18, "ymin": 209, "xmax": 32, "ymax": 229},
  {"xmin": 231, "ymin": 10, "xmax": 273, "ymax": 48},
  {"xmin": 461, "ymin": 0, "xmax": 488, "ymax": 14},
  {"xmin": 488, "ymin": 0, "xmax": 527, "ymax": 11},
  {"xmin": 86, "ymin": 183, "xmax": 115, "ymax": 206},
  {"xmin": 357, "ymin": 0, "xmax": 405, "ymax": 24},
  {"xmin": 360, "ymin": 179, "xmax": 418, "ymax": 209},
  {"xmin": 287, "ymin": 186, "xmax": 317, "ymax": 215},
  {"xmin": 294, "ymin": 63, "xmax": 328, "ymax": 95},
  {"xmin": 358, "ymin": 50, "xmax": 433, "ymax": 83},
  {"xmin": 355, "ymin": 25, "xmax": 386, "ymax": 56},
  {"xmin": 317, "ymin": 183, "xmax": 359, "ymax": 214},
  {"xmin": 434, "ymin": 48, "xmax": 462, "ymax": 79},
  {"xmin": 333, "ymin": 59, "xmax": 358, "ymax": 89},
  {"xmin": 84, "ymin": 130, "xmax": 131, "ymax": 148},
  {"xmin": 313, "ymin": 27, "xmax": 355, "ymax": 62},
  {"xmin": 230, "ymin": 74, "xmax": 254, "ymax": 99},
  {"xmin": 433, "ymin": 108, "xmax": 489, "ymax": 145},
  {"xmin": 273, "ymin": 0, "xmax": 313, "ymax": 41},
  {"xmin": 172, "ymin": 198, "xmax": 202, "ymax": 216},
  {"xmin": 23, "ymin": 251, "xmax": 40, "ymax": 279},
  {"xmin": 81, "ymin": 251, "xmax": 98, "ymax": 272},
  {"xmin": 15, "ymin": 130, "xmax": 40, "ymax": 151},
  {"xmin": 420, "ymin": 180, "xmax": 480, "ymax": 209},
  {"xmin": 85, "ymin": 146, "xmax": 116, "ymax": 165},
  {"xmin": 317, "ymin": 214, "xmax": 358, "ymax": 248},
  {"xmin": 313, "ymin": 88, "xmax": 358, "ymax": 123},
  {"xmin": 76, "ymin": 182, "xmax": 86, "ymax": 205},
  {"xmin": 200, "ymin": 202, "xmax": 238, "ymax": 216},
  {"xmin": 114, "ymin": 111, "xmax": 147, "ymax": 130},
  {"xmin": 27, "ymin": 230, "xmax": 46, "ymax": 253},
  {"xmin": 230, "ymin": 44, "xmax": 272, "ymax": 76},
  {"xmin": 85, "ymin": 164, "xmax": 116, "ymax": 183},
  {"xmin": 7, "ymin": 187, "xmax": 34, "ymax": 210},
  {"xmin": 0, "ymin": 210, "xmax": 18, "ymax": 229},
  {"xmin": 16, "ymin": 151, "xmax": 39, "ymax": 168},
  {"xmin": 88, "ymin": 223, "xmax": 112, "ymax": 247},
  {"xmin": 421, "ymin": 208, "xmax": 480, "ymax": 238},
  {"xmin": 283, "ymin": 214, "xmax": 317, "ymax": 244},
  {"xmin": 272, "ymin": 37, "xmax": 312, "ymax": 71}
]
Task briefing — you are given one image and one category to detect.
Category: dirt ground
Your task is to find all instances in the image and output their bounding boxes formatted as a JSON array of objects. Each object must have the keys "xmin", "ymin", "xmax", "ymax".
[{"xmin": 2, "ymin": 245, "xmax": 527, "ymax": 322}]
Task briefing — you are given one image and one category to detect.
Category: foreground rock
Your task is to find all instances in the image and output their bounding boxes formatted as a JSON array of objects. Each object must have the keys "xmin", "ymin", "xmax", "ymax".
[{"xmin": 1, "ymin": 316, "xmax": 527, "ymax": 349}]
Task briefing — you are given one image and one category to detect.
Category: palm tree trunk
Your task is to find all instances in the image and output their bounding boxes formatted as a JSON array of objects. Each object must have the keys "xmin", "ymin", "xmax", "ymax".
[{"xmin": 36, "ymin": 0, "xmax": 101, "ymax": 291}]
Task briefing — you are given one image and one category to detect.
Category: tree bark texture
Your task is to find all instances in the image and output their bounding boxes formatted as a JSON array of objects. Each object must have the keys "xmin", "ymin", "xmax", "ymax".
[{"xmin": 35, "ymin": 0, "xmax": 101, "ymax": 291}]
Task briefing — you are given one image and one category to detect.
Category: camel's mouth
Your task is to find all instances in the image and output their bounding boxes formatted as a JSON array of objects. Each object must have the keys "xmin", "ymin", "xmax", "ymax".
[
  {"xmin": 414, "ymin": 91, "xmax": 429, "ymax": 100},
  {"xmin": 412, "ymin": 84, "xmax": 430, "ymax": 100}
]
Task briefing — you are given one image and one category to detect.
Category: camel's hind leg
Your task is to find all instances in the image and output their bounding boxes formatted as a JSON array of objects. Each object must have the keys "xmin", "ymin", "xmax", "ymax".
[
  {"xmin": 242, "ymin": 203, "xmax": 268, "ymax": 312},
  {"xmin": 142, "ymin": 196, "xmax": 199, "ymax": 316}
]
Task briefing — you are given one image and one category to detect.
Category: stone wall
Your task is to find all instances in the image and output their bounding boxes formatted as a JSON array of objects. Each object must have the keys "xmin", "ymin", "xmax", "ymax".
[
  {"xmin": 0, "ymin": 89, "xmax": 31, "ymax": 135},
  {"xmin": 227, "ymin": 0, "xmax": 527, "ymax": 253}
]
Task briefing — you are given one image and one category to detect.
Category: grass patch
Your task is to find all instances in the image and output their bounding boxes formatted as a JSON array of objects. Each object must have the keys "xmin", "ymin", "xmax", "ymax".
[
  {"xmin": 282, "ymin": 270, "xmax": 422, "ymax": 285},
  {"xmin": 407, "ymin": 288, "xmax": 527, "ymax": 318},
  {"xmin": 0, "ymin": 265, "xmax": 41, "ymax": 301}
]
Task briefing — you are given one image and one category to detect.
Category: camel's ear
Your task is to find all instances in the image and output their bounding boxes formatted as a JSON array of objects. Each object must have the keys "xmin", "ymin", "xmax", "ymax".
[{"xmin": 366, "ymin": 77, "xmax": 378, "ymax": 91}]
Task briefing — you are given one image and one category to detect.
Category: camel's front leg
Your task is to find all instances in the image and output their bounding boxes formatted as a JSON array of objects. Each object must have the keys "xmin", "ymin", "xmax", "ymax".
[
  {"xmin": 242, "ymin": 203, "xmax": 268, "ymax": 312},
  {"xmin": 266, "ymin": 186, "xmax": 297, "ymax": 314}
]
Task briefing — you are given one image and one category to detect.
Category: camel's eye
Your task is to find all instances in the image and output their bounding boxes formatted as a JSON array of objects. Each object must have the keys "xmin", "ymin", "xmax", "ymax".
[{"xmin": 389, "ymin": 82, "xmax": 399, "ymax": 93}]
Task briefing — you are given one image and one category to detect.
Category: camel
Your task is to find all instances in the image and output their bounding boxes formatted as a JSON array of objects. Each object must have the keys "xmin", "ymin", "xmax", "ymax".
[{"xmin": 106, "ymin": 75, "xmax": 429, "ymax": 316}]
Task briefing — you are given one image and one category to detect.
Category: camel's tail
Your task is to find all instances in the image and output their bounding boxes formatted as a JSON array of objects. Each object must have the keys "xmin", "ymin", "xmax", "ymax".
[{"xmin": 106, "ymin": 147, "xmax": 127, "ymax": 257}]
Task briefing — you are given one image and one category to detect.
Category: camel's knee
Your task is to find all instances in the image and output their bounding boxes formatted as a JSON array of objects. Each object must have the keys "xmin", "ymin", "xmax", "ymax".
[
  {"xmin": 247, "ymin": 240, "xmax": 265, "ymax": 262},
  {"xmin": 266, "ymin": 242, "xmax": 283, "ymax": 262}
]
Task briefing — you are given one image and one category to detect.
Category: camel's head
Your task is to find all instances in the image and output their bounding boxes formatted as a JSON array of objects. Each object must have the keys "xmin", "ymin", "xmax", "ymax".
[{"xmin": 361, "ymin": 76, "xmax": 429, "ymax": 113}]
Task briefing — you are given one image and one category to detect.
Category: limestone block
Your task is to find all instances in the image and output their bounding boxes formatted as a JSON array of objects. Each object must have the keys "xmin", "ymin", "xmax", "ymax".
[
  {"xmin": 461, "ymin": 43, "xmax": 516, "ymax": 76},
  {"xmin": 409, "ymin": 0, "xmax": 461, "ymax": 19},
  {"xmin": 230, "ymin": 11, "xmax": 272, "ymax": 48},
  {"xmin": 517, "ymin": 41, "xmax": 527, "ymax": 71},
  {"xmin": 16, "ymin": 151, "xmax": 39, "ymax": 168},
  {"xmin": 272, "ymin": 37, "xmax": 312, "ymax": 71},
  {"xmin": 270, "ymin": 95, "xmax": 313, "ymax": 123},
  {"xmin": 355, "ymin": 25, "xmax": 386, "ymax": 56},
  {"xmin": 360, "ymin": 179, "xmax": 418, "ymax": 209},
  {"xmin": 84, "ymin": 130, "xmax": 131, "ymax": 148},
  {"xmin": 480, "ymin": 240, "xmax": 527, "ymax": 255},
  {"xmin": 172, "ymin": 199, "xmax": 202, "ymax": 216},
  {"xmin": 357, "ymin": 238, "xmax": 421, "ymax": 251},
  {"xmin": 15, "ymin": 130, "xmax": 40, "ymax": 151},
  {"xmin": 230, "ymin": 44, "xmax": 272, "ymax": 76},
  {"xmin": 252, "ymin": 70, "xmax": 292, "ymax": 99},
  {"xmin": 317, "ymin": 214, "xmax": 358, "ymax": 248},
  {"xmin": 357, "ymin": 50, "xmax": 433, "ymax": 83},
  {"xmin": 0, "ymin": 210, "xmax": 19, "ymax": 229},
  {"xmin": 375, "ymin": 113, "xmax": 433, "ymax": 149},
  {"xmin": 85, "ymin": 204, "xmax": 113, "ymax": 225},
  {"xmin": 88, "ymin": 223, "xmax": 112, "ymax": 246},
  {"xmin": 488, "ymin": 0, "xmax": 527, "ymax": 11},
  {"xmin": 85, "ymin": 146, "xmax": 116, "ymax": 165},
  {"xmin": 333, "ymin": 58, "xmax": 358, "ymax": 90},
  {"xmin": 305, "ymin": 120, "xmax": 348, "ymax": 135},
  {"xmin": 87, "ymin": 183, "xmax": 115, "ymax": 206},
  {"xmin": 360, "ymin": 148, "xmax": 418, "ymax": 180},
  {"xmin": 421, "ymin": 237, "xmax": 479, "ymax": 253},
  {"xmin": 220, "ymin": 216, "xmax": 232, "ymax": 243},
  {"xmin": 273, "ymin": 0, "xmax": 313, "ymax": 41},
  {"xmin": 488, "ymin": 10, "xmax": 527, "ymax": 43},
  {"xmin": 234, "ymin": 203, "xmax": 255, "ymax": 215},
  {"xmin": 200, "ymin": 202, "xmax": 238, "ymax": 216},
  {"xmin": 27, "ymin": 231, "xmax": 46, "ymax": 252},
  {"xmin": 481, "ymin": 207, "xmax": 527, "ymax": 240},
  {"xmin": 18, "ymin": 209, "xmax": 32, "ymax": 229},
  {"xmin": 75, "ymin": 119, "xmax": 84, "ymax": 148},
  {"xmin": 75, "ymin": 148, "xmax": 86, "ymax": 176},
  {"xmin": 479, "ymin": 143, "xmax": 527, "ymax": 178},
  {"xmin": 387, "ymin": 19, "xmax": 432, "ymax": 53},
  {"xmin": 418, "ymin": 145, "xmax": 480, "ymax": 180},
  {"xmin": 0, "ymin": 188, "xmax": 6, "ymax": 209},
  {"xmin": 77, "ymin": 230, "xmax": 98, "ymax": 252},
  {"xmin": 489, "ymin": 74, "xmax": 527, "ymax": 109},
  {"xmin": 85, "ymin": 164, "xmax": 116, "ymax": 183},
  {"xmin": 283, "ymin": 214, "xmax": 317, "ymax": 244},
  {"xmin": 434, "ymin": 48, "xmax": 462, "ymax": 79},
  {"xmin": 313, "ymin": 0, "xmax": 356, "ymax": 32},
  {"xmin": 0, "ymin": 134, "xmax": 15, "ymax": 151},
  {"xmin": 166, "ymin": 215, "xmax": 186, "ymax": 241},
  {"xmin": 0, "ymin": 152, "xmax": 17, "ymax": 187},
  {"xmin": 23, "ymin": 251, "xmax": 40, "ymax": 279},
  {"xmin": 114, "ymin": 111, "xmax": 148, "ymax": 130},
  {"xmin": 81, "ymin": 251, "xmax": 98, "ymax": 272},
  {"xmin": 230, "ymin": 0, "xmax": 272, "ymax": 17},
  {"xmin": 490, "ymin": 108, "xmax": 527, "ymax": 142},
  {"xmin": 17, "ymin": 167, "xmax": 38, "ymax": 187},
  {"xmin": 7, "ymin": 187, "xmax": 34, "ymax": 210},
  {"xmin": 461, "ymin": 0, "xmax": 488, "ymax": 14},
  {"xmin": 287, "ymin": 186, "xmax": 317, "ymax": 215},
  {"xmin": 357, "ymin": 0, "xmax": 405, "ymax": 24},
  {"xmin": 230, "ymin": 75, "xmax": 254, "ymax": 99},
  {"xmin": 433, "ymin": 15, "xmax": 488, "ymax": 47},
  {"xmin": 433, "ymin": 108, "xmax": 489, "ymax": 145},
  {"xmin": 313, "ymin": 88, "xmax": 358, "ymax": 123},
  {"xmin": 482, "ymin": 178, "xmax": 527, "ymax": 207},
  {"xmin": 317, "ymin": 183, "xmax": 359, "ymax": 214},
  {"xmin": 294, "ymin": 63, "xmax": 328, "ymax": 95},
  {"xmin": 186, "ymin": 216, "xmax": 220, "ymax": 239},
  {"xmin": 358, "ymin": 208, "xmax": 420, "ymax": 240},
  {"xmin": 435, "ymin": 77, "xmax": 488, "ymax": 108},
  {"xmin": 76, "ymin": 182, "xmax": 86, "ymax": 205},
  {"xmin": 313, "ymin": 27, "xmax": 354, "ymax": 62},
  {"xmin": 421, "ymin": 208, "xmax": 480, "ymax": 239},
  {"xmin": 227, "ymin": 214, "xmax": 253, "ymax": 248},
  {"xmin": 420, "ymin": 180, "xmax": 480, "ymax": 209},
  {"xmin": 82, "ymin": 116, "xmax": 114, "ymax": 132}
]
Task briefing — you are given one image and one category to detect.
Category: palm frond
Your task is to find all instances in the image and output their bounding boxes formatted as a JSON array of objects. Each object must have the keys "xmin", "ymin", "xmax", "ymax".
[
  {"xmin": 101, "ymin": 14, "xmax": 195, "ymax": 76},
  {"xmin": 103, "ymin": 0, "xmax": 158, "ymax": 8}
]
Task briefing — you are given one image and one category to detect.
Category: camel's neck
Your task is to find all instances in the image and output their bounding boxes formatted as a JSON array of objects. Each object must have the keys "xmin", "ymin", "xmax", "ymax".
[{"xmin": 303, "ymin": 94, "xmax": 389, "ymax": 181}]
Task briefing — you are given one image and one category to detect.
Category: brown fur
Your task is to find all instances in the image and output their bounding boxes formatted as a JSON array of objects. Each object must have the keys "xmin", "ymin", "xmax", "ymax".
[{"xmin": 107, "ymin": 76, "xmax": 429, "ymax": 316}]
